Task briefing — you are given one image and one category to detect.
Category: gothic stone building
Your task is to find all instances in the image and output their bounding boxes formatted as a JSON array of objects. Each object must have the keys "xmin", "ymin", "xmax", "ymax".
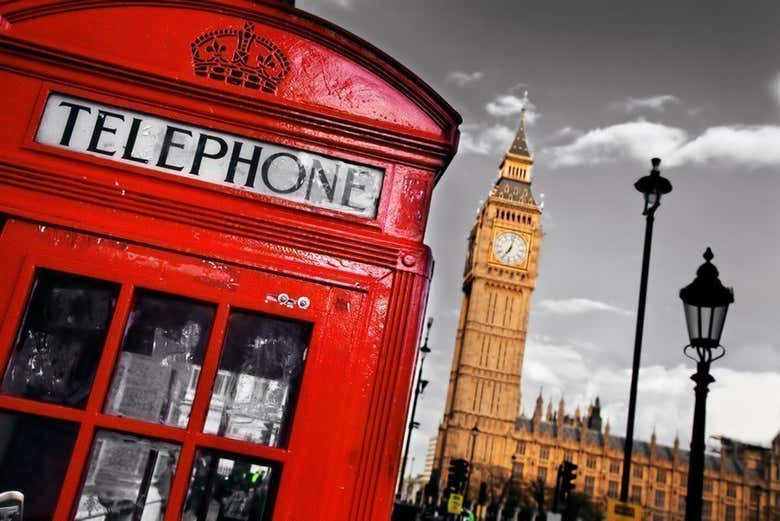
[
  {"xmin": 433, "ymin": 101, "xmax": 780, "ymax": 520},
  {"xmin": 514, "ymin": 393, "xmax": 780, "ymax": 520}
]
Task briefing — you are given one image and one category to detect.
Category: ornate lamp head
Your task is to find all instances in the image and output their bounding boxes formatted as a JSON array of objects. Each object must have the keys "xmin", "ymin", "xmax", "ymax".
[
  {"xmin": 635, "ymin": 158, "xmax": 673, "ymax": 215},
  {"xmin": 680, "ymin": 248, "xmax": 734, "ymax": 362}
]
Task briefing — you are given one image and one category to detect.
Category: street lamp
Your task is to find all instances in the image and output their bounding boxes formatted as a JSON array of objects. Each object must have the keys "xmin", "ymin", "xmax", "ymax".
[
  {"xmin": 396, "ymin": 317, "xmax": 433, "ymax": 500},
  {"xmin": 503, "ymin": 454, "xmax": 519, "ymax": 519},
  {"xmin": 680, "ymin": 248, "xmax": 734, "ymax": 521},
  {"xmin": 465, "ymin": 425, "xmax": 479, "ymax": 506},
  {"xmin": 509, "ymin": 454, "xmax": 517, "ymax": 491},
  {"xmin": 620, "ymin": 158, "xmax": 673, "ymax": 502}
]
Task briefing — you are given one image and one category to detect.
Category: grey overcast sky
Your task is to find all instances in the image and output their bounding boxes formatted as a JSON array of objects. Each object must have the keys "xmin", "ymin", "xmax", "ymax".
[{"xmin": 298, "ymin": 0, "xmax": 780, "ymax": 476}]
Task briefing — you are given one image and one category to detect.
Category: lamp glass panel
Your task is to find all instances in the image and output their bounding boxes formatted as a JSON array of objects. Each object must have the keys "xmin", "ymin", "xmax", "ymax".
[
  {"xmin": 699, "ymin": 306, "xmax": 712, "ymax": 341},
  {"xmin": 647, "ymin": 190, "xmax": 660, "ymax": 206},
  {"xmin": 683, "ymin": 303, "xmax": 699, "ymax": 343},
  {"xmin": 643, "ymin": 190, "xmax": 661, "ymax": 213},
  {"xmin": 710, "ymin": 306, "xmax": 728, "ymax": 344}
]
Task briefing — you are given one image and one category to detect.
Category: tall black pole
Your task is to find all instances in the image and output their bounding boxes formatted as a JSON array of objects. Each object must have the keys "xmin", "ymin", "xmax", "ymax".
[
  {"xmin": 465, "ymin": 429, "xmax": 477, "ymax": 505},
  {"xmin": 552, "ymin": 463, "xmax": 562, "ymax": 513},
  {"xmin": 620, "ymin": 207, "xmax": 655, "ymax": 502},
  {"xmin": 397, "ymin": 319, "xmax": 432, "ymax": 500},
  {"xmin": 397, "ymin": 360, "xmax": 425, "ymax": 499},
  {"xmin": 685, "ymin": 361, "xmax": 714, "ymax": 521}
]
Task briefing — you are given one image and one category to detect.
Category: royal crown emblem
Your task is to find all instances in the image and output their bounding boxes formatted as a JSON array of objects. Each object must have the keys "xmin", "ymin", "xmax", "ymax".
[{"xmin": 191, "ymin": 21, "xmax": 290, "ymax": 93}]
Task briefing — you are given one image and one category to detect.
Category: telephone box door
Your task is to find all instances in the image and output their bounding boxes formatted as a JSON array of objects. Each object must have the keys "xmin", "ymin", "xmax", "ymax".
[{"xmin": 0, "ymin": 219, "xmax": 368, "ymax": 520}]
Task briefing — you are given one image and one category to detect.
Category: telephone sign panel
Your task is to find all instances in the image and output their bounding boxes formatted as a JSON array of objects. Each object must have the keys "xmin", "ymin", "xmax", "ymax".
[
  {"xmin": 0, "ymin": 1, "xmax": 460, "ymax": 520},
  {"xmin": 36, "ymin": 93, "xmax": 385, "ymax": 218}
]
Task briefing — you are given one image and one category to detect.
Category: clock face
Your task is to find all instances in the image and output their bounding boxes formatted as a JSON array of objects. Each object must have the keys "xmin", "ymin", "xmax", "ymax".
[{"xmin": 493, "ymin": 231, "xmax": 527, "ymax": 266}]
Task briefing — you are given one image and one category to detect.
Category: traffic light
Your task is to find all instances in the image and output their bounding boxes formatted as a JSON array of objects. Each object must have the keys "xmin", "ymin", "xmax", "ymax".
[
  {"xmin": 424, "ymin": 469, "xmax": 440, "ymax": 503},
  {"xmin": 447, "ymin": 458, "xmax": 469, "ymax": 492},
  {"xmin": 447, "ymin": 460, "xmax": 458, "ymax": 490},
  {"xmin": 561, "ymin": 460, "xmax": 578, "ymax": 495}
]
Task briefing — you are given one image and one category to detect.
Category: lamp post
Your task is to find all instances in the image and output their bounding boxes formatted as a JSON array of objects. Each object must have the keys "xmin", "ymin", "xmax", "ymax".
[
  {"xmin": 620, "ymin": 157, "xmax": 673, "ymax": 502},
  {"xmin": 465, "ymin": 425, "xmax": 479, "ymax": 506},
  {"xmin": 396, "ymin": 317, "xmax": 433, "ymax": 500},
  {"xmin": 506, "ymin": 454, "xmax": 518, "ymax": 519},
  {"xmin": 508, "ymin": 454, "xmax": 517, "ymax": 494},
  {"xmin": 680, "ymin": 248, "xmax": 734, "ymax": 521}
]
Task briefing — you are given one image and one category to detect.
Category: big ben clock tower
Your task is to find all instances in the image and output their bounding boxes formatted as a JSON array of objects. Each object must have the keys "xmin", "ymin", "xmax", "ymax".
[{"xmin": 434, "ymin": 96, "xmax": 542, "ymax": 498}]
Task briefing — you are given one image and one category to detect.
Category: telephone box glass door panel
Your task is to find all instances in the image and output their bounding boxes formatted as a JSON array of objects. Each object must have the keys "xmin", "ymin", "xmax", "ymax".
[{"xmin": 0, "ymin": 220, "xmax": 354, "ymax": 521}]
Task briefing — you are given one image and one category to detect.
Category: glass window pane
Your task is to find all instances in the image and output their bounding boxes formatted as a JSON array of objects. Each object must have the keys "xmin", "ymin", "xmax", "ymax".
[
  {"xmin": 203, "ymin": 310, "xmax": 311, "ymax": 447},
  {"xmin": 73, "ymin": 431, "xmax": 180, "ymax": 521},
  {"xmin": 183, "ymin": 450, "xmax": 279, "ymax": 521},
  {"xmin": 104, "ymin": 291, "xmax": 215, "ymax": 427},
  {"xmin": 0, "ymin": 411, "xmax": 79, "ymax": 521},
  {"xmin": 2, "ymin": 270, "xmax": 119, "ymax": 408}
]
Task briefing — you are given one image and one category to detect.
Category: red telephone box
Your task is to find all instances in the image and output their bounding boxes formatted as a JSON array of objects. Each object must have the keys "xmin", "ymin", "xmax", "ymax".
[{"xmin": 0, "ymin": 1, "xmax": 460, "ymax": 519}]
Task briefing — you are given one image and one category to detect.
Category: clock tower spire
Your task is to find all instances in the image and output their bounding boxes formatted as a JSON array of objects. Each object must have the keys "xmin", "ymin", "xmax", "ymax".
[
  {"xmin": 434, "ymin": 92, "xmax": 543, "ymax": 499},
  {"xmin": 499, "ymin": 91, "xmax": 533, "ymax": 183},
  {"xmin": 506, "ymin": 91, "xmax": 532, "ymax": 160}
]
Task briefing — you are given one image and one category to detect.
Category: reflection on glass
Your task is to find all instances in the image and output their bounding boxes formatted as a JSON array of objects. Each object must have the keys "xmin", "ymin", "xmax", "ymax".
[
  {"xmin": 2, "ymin": 270, "xmax": 118, "ymax": 408},
  {"xmin": 183, "ymin": 450, "xmax": 278, "ymax": 521},
  {"xmin": 0, "ymin": 411, "xmax": 79, "ymax": 521},
  {"xmin": 74, "ymin": 431, "xmax": 180, "ymax": 521},
  {"xmin": 104, "ymin": 291, "xmax": 215, "ymax": 427},
  {"xmin": 204, "ymin": 311, "xmax": 311, "ymax": 447}
]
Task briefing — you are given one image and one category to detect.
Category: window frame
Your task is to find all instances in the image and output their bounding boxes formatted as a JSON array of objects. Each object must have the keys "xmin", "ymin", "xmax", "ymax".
[{"xmin": 0, "ymin": 222, "xmax": 352, "ymax": 521}]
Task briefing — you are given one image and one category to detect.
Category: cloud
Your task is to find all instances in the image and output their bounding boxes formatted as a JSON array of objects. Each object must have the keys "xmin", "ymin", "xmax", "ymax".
[
  {"xmin": 545, "ymin": 120, "xmax": 687, "ymax": 168},
  {"xmin": 521, "ymin": 336, "xmax": 780, "ymax": 447},
  {"xmin": 670, "ymin": 125, "xmax": 780, "ymax": 167},
  {"xmin": 485, "ymin": 95, "xmax": 540, "ymax": 124},
  {"xmin": 445, "ymin": 71, "xmax": 485, "ymax": 87},
  {"xmin": 538, "ymin": 298, "xmax": 634, "ymax": 317},
  {"xmin": 545, "ymin": 118, "xmax": 780, "ymax": 169},
  {"xmin": 486, "ymin": 95, "xmax": 525, "ymax": 117},
  {"xmin": 459, "ymin": 123, "xmax": 515, "ymax": 155},
  {"xmin": 545, "ymin": 126, "xmax": 581, "ymax": 143},
  {"xmin": 612, "ymin": 95, "xmax": 680, "ymax": 113}
]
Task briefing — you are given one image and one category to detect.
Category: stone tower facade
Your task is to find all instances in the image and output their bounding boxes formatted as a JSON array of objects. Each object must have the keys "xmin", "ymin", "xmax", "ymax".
[{"xmin": 434, "ymin": 101, "xmax": 542, "ymax": 498}]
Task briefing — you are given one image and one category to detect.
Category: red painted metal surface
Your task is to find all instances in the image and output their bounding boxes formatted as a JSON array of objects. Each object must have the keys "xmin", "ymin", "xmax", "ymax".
[{"xmin": 0, "ymin": 1, "xmax": 460, "ymax": 519}]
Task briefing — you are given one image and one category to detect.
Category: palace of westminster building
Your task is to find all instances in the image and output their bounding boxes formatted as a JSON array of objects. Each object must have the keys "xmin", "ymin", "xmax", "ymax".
[{"xmin": 431, "ymin": 103, "xmax": 780, "ymax": 520}]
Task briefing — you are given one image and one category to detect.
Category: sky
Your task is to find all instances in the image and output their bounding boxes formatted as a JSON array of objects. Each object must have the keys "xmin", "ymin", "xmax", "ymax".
[{"xmin": 297, "ymin": 0, "xmax": 780, "ymax": 477}]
